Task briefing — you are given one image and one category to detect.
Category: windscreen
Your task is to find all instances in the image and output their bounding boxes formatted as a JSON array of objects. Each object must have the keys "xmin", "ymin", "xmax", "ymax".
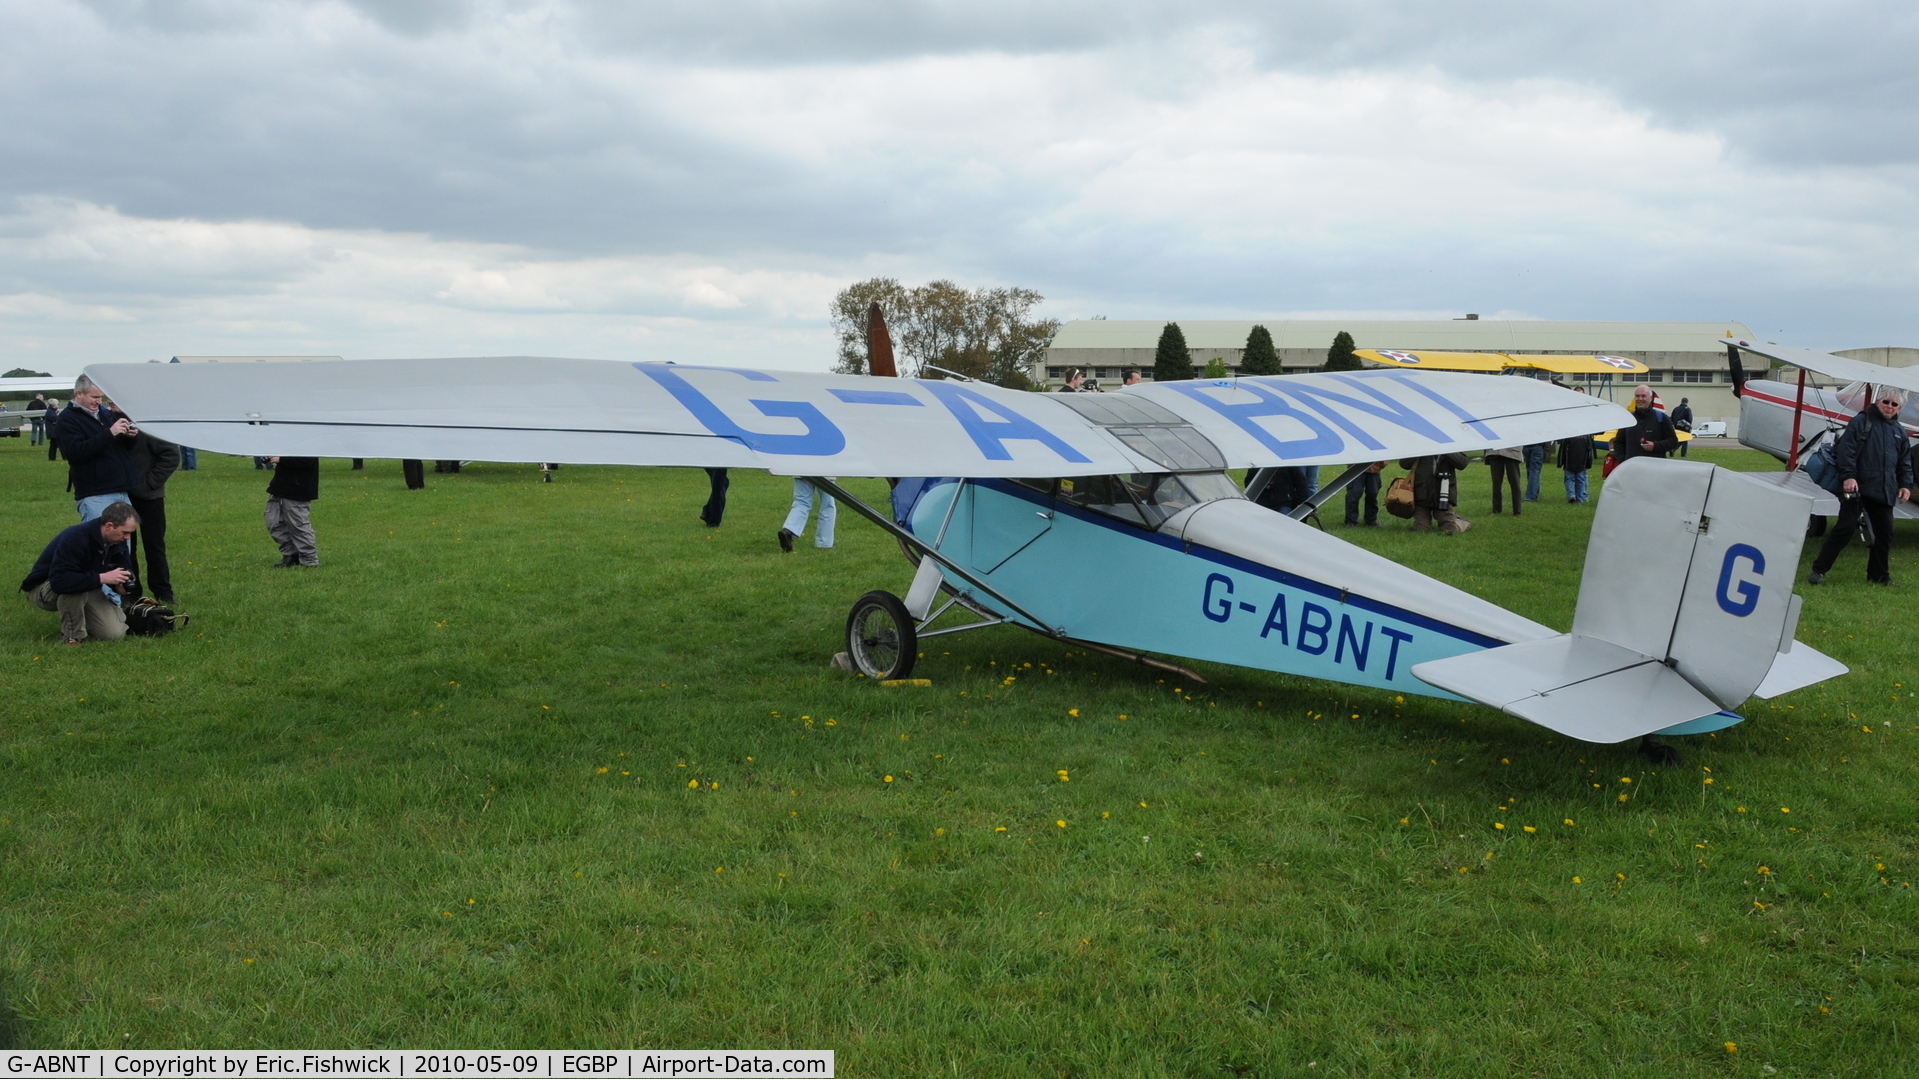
[{"xmin": 1058, "ymin": 470, "xmax": 1243, "ymax": 530}]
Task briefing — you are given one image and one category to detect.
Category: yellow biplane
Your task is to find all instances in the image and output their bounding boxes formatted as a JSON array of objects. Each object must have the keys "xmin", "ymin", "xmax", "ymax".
[{"xmin": 1356, "ymin": 349, "xmax": 1649, "ymax": 376}]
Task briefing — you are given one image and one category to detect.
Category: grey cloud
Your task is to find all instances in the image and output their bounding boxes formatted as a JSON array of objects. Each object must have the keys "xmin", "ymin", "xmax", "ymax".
[{"xmin": 2, "ymin": 0, "xmax": 1914, "ymax": 353}]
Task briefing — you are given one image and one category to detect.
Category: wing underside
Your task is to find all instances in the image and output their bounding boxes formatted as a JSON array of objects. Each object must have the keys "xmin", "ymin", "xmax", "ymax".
[{"xmin": 86, "ymin": 358, "xmax": 1634, "ymax": 479}]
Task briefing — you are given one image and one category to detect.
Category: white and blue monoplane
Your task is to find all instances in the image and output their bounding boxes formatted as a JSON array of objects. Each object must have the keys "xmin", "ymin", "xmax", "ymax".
[{"xmin": 87, "ymin": 351, "xmax": 1846, "ymax": 758}]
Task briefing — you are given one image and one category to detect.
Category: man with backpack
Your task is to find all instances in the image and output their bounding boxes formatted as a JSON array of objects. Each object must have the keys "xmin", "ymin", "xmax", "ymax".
[{"xmin": 1808, "ymin": 388, "xmax": 1913, "ymax": 586}]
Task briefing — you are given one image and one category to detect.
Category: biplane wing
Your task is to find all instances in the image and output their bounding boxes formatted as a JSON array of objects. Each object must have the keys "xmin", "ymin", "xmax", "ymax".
[
  {"xmin": 1728, "ymin": 340, "xmax": 1919, "ymax": 396},
  {"xmin": 83, "ymin": 358, "xmax": 1633, "ymax": 478},
  {"xmin": 1355, "ymin": 348, "xmax": 1648, "ymax": 376}
]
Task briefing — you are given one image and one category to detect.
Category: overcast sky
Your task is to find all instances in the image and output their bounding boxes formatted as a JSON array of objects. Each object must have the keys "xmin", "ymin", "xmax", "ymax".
[{"xmin": 3, "ymin": 0, "xmax": 1915, "ymax": 373}]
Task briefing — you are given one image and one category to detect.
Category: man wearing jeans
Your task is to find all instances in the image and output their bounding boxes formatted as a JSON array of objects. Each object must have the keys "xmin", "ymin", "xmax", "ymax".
[
  {"xmin": 21, "ymin": 502, "xmax": 139, "ymax": 645},
  {"xmin": 55, "ymin": 376, "xmax": 139, "ymax": 522},
  {"xmin": 778, "ymin": 478, "xmax": 836, "ymax": 551},
  {"xmin": 1523, "ymin": 443, "xmax": 1547, "ymax": 502}
]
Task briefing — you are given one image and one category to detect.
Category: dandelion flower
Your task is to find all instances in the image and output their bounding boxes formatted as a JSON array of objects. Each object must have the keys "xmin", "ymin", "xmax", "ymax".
[
  {"xmin": 1725, "ymin": 1043, "xmax": 1737, "ymax": 1054},
  {"xmin": 1615, "ymin": 873, "xmax": 1625, "ymax": 880},
  {"xmin": 1139, "ymin": 801, "xmax": 1149, "ymax": 808},
  {"xmin": 995, "ymin": 826, "xmax": 1007, "ymax": 832},
  {"xmin": 1494, "ymin": 823, "xmax": 1506, "ymax": 830},
  {"xmin": 1400, "ymin": 818, "xmax": 1410, "ymax": 825},
  {"xmin": 935, "ymin": 828, "xmax": 945, "ymax": 836},
  {"xmin": 596, "ymin": 767, "xmax": 609, "ymax": 774},
  {"xmin": 1523, "ymin": 826, "xmax": 1536, "ymax": 833},
  {"xmin": 1780, "ymin": 807, "xmax": 1790, "ymax": 813},
  {"xmin": 1068, "ymin": 708, "xmax": 1080, "ymax": 717},
  {"xmin": 708, "ymin": 781, "xmax": 719, "ymax": 790},
  {"xmin": 688, "ymin": 779, "xmax": 699, "ymax": 788},
  {"xmin": 1571, "ymin": 876, "xmax": 1582, "ymax": 884},
  {"xmin": 1564, "ymin": 819, "xmax": 1575, "ymax": 826},
  {"xmin": 884, "ymin": 775, "xmax": 894, "ymax": 783},
  {"xmin": 1618, "ymin": 794, "xmax": 1629, "ymax": 802},
  {"xmin": 1056, "ymin": 820, "xmax": 1067, "ymax": 828}
]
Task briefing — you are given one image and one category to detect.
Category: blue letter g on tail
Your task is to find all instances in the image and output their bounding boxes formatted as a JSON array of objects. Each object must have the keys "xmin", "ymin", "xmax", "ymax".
[{"xmin": 1715, "ymin": 543, "xmax": 1764, "ymax": 617}]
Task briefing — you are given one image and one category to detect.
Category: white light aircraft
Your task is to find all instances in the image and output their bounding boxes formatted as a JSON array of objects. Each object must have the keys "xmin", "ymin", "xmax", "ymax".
[
  {"xmin": 85, "ymin": 353, "xmax": 1848, "ymax": 759},
  {"xmin": 1724, "ymin": 339, "xmax": 1919, "ymax": 522}
]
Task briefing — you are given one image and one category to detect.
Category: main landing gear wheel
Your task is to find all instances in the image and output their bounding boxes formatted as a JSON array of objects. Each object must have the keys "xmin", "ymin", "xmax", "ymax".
[{"xmin": 846, "ymin": 590, "xmax": 918, "ymax": 680}]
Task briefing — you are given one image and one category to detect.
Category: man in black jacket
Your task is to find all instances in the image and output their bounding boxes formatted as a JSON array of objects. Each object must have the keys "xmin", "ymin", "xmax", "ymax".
[
  {"xmin": 21, "ymin": 501, "xmax": 140, "ymax": 645},
  {"xmin": 1809, "ymin": 388, "xmax": 1914, "ymax": 585},
  {"xmin": 265, "ymin": 456, "xmax": 321, "ymax": 568},
  {"xmin": 127, "ymin": 429, "xmax": 182, "ymax": 603},
  {"xmin": 1400, "ymin": 453, "xmax": 1472, "ymax": 534},
  {"xmin": 55, "ymin": 376, "xmax": 140, "ymax": 521},
  {"xmin": 1611, "ymin": 384, "xmax": 1679, "ymax": 464}
]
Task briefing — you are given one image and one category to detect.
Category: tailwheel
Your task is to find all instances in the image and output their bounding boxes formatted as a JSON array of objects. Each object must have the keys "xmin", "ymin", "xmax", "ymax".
[
  {"xmin": 1638, "ymin": 735, "xmax": 1680, "ymax": 764},
  {"xmin": 846, "ymin": 590, "xmax": 918, "ymax": 680}
]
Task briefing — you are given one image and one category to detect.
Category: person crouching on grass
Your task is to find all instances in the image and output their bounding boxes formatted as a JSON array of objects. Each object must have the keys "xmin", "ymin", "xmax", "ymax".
[
  {"xmin": 21, "ymin": 500, "xmax": 139, "ymax": 645},
  {"xmin": 265, "ymin": 456, "xmax": 321, "ymax": 568}
]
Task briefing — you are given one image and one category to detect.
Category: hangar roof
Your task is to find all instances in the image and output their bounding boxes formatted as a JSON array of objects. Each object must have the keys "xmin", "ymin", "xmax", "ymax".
[{"xmin": 1049, "ymin": 320, "xmax": 1755, "ymax": 353}]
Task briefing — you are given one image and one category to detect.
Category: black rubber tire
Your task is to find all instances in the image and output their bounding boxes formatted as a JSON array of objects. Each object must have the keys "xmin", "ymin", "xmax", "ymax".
[{"xmin": 846, "ymin": 590, "xmax": 918, "ymax": 680}]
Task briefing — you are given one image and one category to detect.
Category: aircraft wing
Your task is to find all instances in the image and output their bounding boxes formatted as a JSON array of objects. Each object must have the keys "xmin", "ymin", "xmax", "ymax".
[
  {"xmin": 0, "ymin": 376, "xmax": 71, "ymax": 395},
  {"xmin": 85, "ymin": 358, "xmax": 1634, "ymax": 478},
  {"xmin": 1355, "ymin": 349, "xmax": 1648, "ymax": 375},
  {"xmin": 1508, "ymin": 354, "xmax": 1649, "ymax": 375},
  {"xmin": 1120, "ymin": 369, "xmax": 1632, "ymax": 468},
  {"xmin": 1730, "ymin": 340, "xmax": 1919, "ymax": 397},
  {"xmin": 84, "ymin": 357, "xmax": 1178, "ymax": 479},
  {"xmin": 1356, "ymin": 349, "xmax": 1506, "ymax": 371}
]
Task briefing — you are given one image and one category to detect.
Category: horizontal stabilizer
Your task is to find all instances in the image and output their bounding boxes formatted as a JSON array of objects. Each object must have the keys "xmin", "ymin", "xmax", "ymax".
[
  {"xmin": 1412, "ymin": 635, "xmax": 1723, "ymax": 744},
  {"xmin": 1761, "ymin": 470, "xmax": 1841, "ymax": 516},
  {"xmin": 1754, "ymin": 640, "xmax": 1848, "ymax": 699}
]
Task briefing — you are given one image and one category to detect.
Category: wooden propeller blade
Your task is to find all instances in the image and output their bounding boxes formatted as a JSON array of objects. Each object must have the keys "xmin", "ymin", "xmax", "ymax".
[{"xmin": 867, "ymin": 302, "xmax": 897, "ymax": 378}]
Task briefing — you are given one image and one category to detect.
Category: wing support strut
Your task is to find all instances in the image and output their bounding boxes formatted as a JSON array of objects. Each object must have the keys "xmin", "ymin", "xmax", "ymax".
[
  {"xmin": 1289, "ymin": 462, "xmax": 1375, "ymax": 521},
  {"xmin": 804, "ymin": 476, "xmax": 1061, "ymax": 634},
  {"xmin": 803, "ymin": 476, "xmax": 1208, "ymax": 683}
]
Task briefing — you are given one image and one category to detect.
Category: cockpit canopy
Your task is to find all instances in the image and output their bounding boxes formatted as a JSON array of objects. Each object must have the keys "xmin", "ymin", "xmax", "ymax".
[
  {"xmin": 1048, "ymin": 392, "xmax": 1226, "ymax": 472},
  {"xmin": 1015, "ymin": 471, "xmax": 1245, "ymax": 530}
]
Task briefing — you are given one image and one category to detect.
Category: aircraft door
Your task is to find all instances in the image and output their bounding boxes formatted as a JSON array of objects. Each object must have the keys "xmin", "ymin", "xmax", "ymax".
[{"xmin": 969, "ymin": 481, "xmax": 1055, "ymax": 573}]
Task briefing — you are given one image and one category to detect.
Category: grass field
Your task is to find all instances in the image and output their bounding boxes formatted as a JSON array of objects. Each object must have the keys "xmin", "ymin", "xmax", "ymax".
[{"xmin": 3, "ymin": 438, "xmax": 1917, "ymax": 1075}]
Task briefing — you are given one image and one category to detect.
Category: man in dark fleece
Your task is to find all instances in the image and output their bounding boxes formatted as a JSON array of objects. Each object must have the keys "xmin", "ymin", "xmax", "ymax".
[
  {"xmin": 1809, "ymin": 388, "xmax": 1914, "ymax": 586},
  {"xmin": 22, "ymin": 501, "xmax": 140, "ymax": 645}
]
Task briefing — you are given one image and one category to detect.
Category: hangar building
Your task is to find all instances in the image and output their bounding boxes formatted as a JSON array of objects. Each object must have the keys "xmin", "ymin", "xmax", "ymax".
[{"xmin": 1038, "ymin": 319, "xmax": 1764, "ymax": 431}]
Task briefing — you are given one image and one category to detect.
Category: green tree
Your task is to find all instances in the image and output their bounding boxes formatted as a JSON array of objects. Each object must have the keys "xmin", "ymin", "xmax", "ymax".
[
  {"xmin": 1325, "ymin": 330, "xmax": 1361, "ymax": 371},
  {"xmin": 830, "ymin": 278, "xmax": 912, "ymax": 376},
  {"xmin": 4, "ymin": 368, "xmax": 51, "ymax": 378},
  {"xmin": 1153, "ymin": 322, "xmax": 1192, "ymax": 382},
  {"xmin": 1202, "ymin": 357, "xmax": 1228, "ymax": 379},
  {"xmin": 827, "ymin": 278, "xmax": 1056, "ymax": 389},
  {"xmin": 1240, "ymin": 325, "xmax": 1280, "ymax": 376}
]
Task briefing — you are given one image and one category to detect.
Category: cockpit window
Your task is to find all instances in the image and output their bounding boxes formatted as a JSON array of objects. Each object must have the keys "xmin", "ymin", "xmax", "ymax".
[
  {"xmin": 1049, "ymin": 393, "xmax": 1226, "ymax": 471},
  {"xmin": 1057, "ymin": 470, "xmax": 1244, "ymax": 530}
]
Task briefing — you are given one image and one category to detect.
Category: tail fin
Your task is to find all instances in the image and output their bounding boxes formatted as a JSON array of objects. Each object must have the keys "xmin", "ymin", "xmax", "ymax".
[
  {"xmin": 1577, "ymin": 457, "xmax": 1817, "ymax": 708},
  {"xmin": 1414, "ymin": 458, "xmax": 1845, "ymax": 742}
]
